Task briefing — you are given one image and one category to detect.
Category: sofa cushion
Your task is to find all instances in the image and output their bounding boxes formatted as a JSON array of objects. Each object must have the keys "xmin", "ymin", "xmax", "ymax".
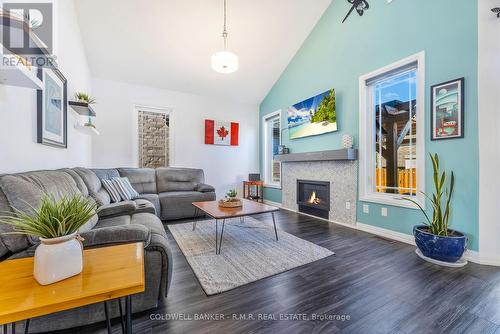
[
  {"xmin": 158, "ymin": 191, "xmax": 215, "ymax": 220},
  {"xmin": 136, "ymin": 194, "xmax": 160, "ymax": 218},
  {"xmin": 60, "ymin": 168, "xmax": 90, "ymax": 197},
  {"xmin": 92, "ymin": 168, "xmax": 120, "ymax": 180},
  {"xmin": 113, "ymin": 177, "xmax": 139, "ymax": 200},
  {"xmin": 97, "ymin": 201, "xmax": 137, "ymax": 218},
  {"xmin": 118, "ymin": 168, "xmax": 157, "ymax": 194},
  {"xmin": 133, "ymin": 199, "xmax": 156, "ymax": 215},
  {"xmin": 101, "ymin": 179, "xmax": 121, "ymax": 203},
  {"xmin": 0, "ymin": 179, "xmax": 34, "ymax": 254},
  {"xmin": 156, "ymin": 167, "xmax": 205, "ymax": 193},
  {"xmin": 73, "ymin": 168, "xmax": 111, "ymax": 206},
  {"xmin": 131, "ymin": 213, "xmax": 168, "ymax": 239},
  {"xmin": 195, "ymin": 183, "xmax": 216, "ymax": 193},
  {"xmin": 0, "ymin": 170, "xmax": 97, "ymax": 245},
  {"xmin": 95, "ymin": 215, "xmax": 131, "ymax": 229}
]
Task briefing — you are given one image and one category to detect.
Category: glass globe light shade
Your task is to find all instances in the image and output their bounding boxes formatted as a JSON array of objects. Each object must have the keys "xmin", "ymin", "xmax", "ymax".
[{"xmin": 211, "ymin": 51, "xmax": 239, "ymax": 74}]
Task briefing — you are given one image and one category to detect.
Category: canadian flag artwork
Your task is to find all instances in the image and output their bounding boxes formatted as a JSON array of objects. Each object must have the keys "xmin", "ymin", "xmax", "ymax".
[{"xmin": 205, "ymin": 119, "xmax": 239, "ymax": 146}]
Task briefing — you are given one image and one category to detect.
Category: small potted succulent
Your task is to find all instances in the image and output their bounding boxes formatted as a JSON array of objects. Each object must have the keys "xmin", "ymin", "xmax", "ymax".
[
  {"xmin": 0, "ymin": 195, "xmax": 96, "ymax": 285},
  {"xmin": 219, "ymin": 189, "xmax": 243, "ymax": 208},
  {"xmin": 405, "ymin": 153, "xmax": 467, "ymax": 264},
  {"xmin": 75, "ymin": 92, "xmax": 96, "ymax": 105}
]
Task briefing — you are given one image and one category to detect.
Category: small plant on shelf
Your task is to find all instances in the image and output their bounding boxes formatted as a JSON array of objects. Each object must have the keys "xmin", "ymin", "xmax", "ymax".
[{"xmin": 75, "ymin": 92, "xmax": 96, "ymax": 105}]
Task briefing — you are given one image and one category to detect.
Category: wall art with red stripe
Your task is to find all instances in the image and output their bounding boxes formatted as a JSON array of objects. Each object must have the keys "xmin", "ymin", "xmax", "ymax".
[{"xmin": 204, "ymin": 119, "xmax": 239, "ymax": 146}]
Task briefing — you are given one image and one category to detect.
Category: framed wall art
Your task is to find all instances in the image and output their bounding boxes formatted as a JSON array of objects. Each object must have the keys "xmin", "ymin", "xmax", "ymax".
[
  {"xmin": 430, "ymin": 78, "xmax": 464, "ymax": 141},
  {"xmin": 37, "ymin": 67, "xmax": 68, "ymax": 148}
]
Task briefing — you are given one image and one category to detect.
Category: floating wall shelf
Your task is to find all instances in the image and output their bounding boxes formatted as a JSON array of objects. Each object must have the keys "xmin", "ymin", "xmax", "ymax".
[
  {"xmin": 68, "ymin": 101, "xmax": 97, "ymax": 117},
  {"xmin": 274, "ymin": 149, "xmax": 358, "ymax": 163},
  {"xmin": 0, "ymin": 58, "xmax": 42, "ymax": 89},
  {"xmin": 75, "ymin": 123, "xmax": 100, "ymax": 136}
]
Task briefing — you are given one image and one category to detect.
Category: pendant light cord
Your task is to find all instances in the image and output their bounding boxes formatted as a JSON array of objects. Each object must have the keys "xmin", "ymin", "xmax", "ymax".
[{"xmin": 222, "ymin": 0, "xmax": 228, "ymax": 50}]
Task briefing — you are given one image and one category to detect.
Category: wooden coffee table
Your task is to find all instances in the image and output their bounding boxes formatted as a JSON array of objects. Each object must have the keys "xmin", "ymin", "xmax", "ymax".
[
  {"xmin": 0, "ymin": 243, "xmax": 145, "ymax": 334},
  {"xmin": 192, "ymin": 199, "xmax": 280, "ymax": 254}
]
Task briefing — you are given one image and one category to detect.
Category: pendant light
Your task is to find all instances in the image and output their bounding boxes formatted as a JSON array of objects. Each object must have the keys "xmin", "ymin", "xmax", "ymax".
[{"xmin": 211, "ymin": 0, "xmax": 238, "ymax": 74}]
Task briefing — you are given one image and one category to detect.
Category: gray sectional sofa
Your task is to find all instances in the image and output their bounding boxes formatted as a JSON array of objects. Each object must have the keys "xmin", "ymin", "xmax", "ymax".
[{"xmin": 0, "ymin": 166, "xmax": 215, "ymax": 333}]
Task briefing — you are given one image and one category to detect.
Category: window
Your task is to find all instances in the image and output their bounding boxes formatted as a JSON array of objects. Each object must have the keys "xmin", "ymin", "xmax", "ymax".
[
  {"xmin": 359, "ymin": 52, "xmax": 425, "ymax": 208},
  {"xmin": 263, "ymin": 111, "xmax": 281, "ymax": 188}
]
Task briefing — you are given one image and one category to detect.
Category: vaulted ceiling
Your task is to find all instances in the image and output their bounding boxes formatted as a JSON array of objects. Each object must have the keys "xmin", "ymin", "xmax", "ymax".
[{"xmin": 74, "ymin": 0, "xmax": 332, "ymax": 104}]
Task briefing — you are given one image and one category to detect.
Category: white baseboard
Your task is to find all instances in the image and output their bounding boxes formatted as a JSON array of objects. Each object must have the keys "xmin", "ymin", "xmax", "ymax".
[
  {"xmin": 263, "ymin": 200, "xmax": 283, "ymax": 208},
  {"xmin": 356, "ymin": 223, "xmax": 415, "ymax": 245},
  {"xmin": 270, "ymin": 203, "xmax": 500, "ymax": 266}
]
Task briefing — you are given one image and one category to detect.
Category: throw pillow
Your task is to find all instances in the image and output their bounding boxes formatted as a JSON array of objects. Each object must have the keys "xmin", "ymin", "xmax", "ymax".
[
  {"xmin": 101, "ymin": 179, "xmax": 121, "ymax": 203},
  {"xmin": 112, "ymin": 177, "xmax": 139, "ymax": 200}
]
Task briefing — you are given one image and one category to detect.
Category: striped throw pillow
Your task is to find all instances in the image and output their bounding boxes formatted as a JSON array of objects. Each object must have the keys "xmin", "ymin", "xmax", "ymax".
[
  {"xmin": 112, "ymin": 177, "xmax": 139, "ymax": 200},
  {"xmin": 101, "ymin": 179, "xmax": 121, "ymax": 203}
]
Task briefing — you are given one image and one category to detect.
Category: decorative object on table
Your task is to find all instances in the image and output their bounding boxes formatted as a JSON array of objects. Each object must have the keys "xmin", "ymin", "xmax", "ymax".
[
  {"xmin": 37, "ymin": 67, "xmax": 68, "ymax": 148},
  {"xmin": 287, "ymin": 89, "xmax": 337, "ymax": 140},
  {"xmin": 211, "ymin": 0, "xmax": 238, "ymax": 74},
  {"xmin": 243, "ymin": 180, "xmax": 264, "ymax": 203},
  {"xmin": 205, "ymin": 119, "xmax": 239, "ymax": 146},
  {"xmin": 282, "ymin": 147, "xmax": 290, "ymax": 154},
  {"xmin": 342, "ymin": 134, "xmax": 354, "ymax": 149},
  {"xmin": 342, "ymin": 0, "xmax": 370, "ymax": 23},
  {"xmin": 492, "ymin": 7, "xmax": 500, "ymax": 18},
  {"xmin": 431, "ymin": 78, "xmax": 464, "ymax": 140},
  {"xmin": 404, "ymin": 153, "xmax": 467, "ymax": 266},
  {"xmin": 0, "ymin": 195, "xmax": 97, "ymax": 285},
  {"xmin": 218, "ymin": 189, "xmax": 242, "ymax": 208},
  {"xmin": 248, "ymin": 173, "xmax": 261, "ymax": 182}
]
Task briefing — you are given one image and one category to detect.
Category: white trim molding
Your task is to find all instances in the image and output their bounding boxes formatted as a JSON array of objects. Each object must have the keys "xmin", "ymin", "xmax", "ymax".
[
  {"xmin": 262, "ymin": 110, "xmax": 282, "ymax": 189},
  {"xmin": 263, "ymin": 200, "xmax": 283, "ymax": 208},
  {"xmin": 358, "ymin": 51, "xmax": 426, "ymax": 209}
]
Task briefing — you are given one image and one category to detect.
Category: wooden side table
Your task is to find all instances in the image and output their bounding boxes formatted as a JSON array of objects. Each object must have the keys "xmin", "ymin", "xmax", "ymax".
[
  {"xmin": 243, "ymin": 181, "xmax": 264, "ymax": 203},
  {"xmin": 0, "ymin": 243, "xmax": 145, "ymax": 334}
]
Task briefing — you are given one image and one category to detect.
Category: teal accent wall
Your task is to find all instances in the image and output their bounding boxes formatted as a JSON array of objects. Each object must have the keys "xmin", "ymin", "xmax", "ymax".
[{"xmin": 259, "ymin": 0, "xmax": 479, "ymax": 250}]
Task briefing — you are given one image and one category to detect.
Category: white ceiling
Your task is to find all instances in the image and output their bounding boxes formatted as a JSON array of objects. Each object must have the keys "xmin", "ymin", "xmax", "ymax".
[{"xmin": 74, "ymin": 0, "xmax": 332, "ymax": 104}]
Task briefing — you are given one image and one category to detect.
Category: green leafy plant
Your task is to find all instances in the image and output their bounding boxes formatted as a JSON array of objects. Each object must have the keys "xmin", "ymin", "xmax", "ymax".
[
  {"xmin": 226, "ymin": 189, "xmax": 237, "ymax": 199},
  {"xmin": 0, "ymin": 195, "xmax": 97, "ymax": 239},
  {"xmin": 75, "ymin": 92, "xmax": 96, "ymax": 105},
  {"xmin": 404, "ymin": 153, "xmax": 455, "ymax": 236}
]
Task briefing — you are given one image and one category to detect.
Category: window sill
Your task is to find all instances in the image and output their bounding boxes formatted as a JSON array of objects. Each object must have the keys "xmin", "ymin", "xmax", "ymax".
[
  {"xmin": 360, "ymin": 193, "xmax": 425, "ymax": 210},
  {"xmin": 264, "ymin": 184, "xmax": 282, "ymax": 190}
]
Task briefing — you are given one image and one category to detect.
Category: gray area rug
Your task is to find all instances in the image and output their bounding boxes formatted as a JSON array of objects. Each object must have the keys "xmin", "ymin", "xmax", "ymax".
[{"xmin": 167, "ymin": 217, "xmax": 334, "ymax": 295}]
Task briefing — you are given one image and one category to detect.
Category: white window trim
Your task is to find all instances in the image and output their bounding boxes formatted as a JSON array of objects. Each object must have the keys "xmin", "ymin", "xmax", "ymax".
[
  {"xmin": 132, "ymin": 104, "xmax": 175, "ymax": 167},
  {"xmin": 358, "ymin": 51, "xmax": 426, "ymax": 209},
  {"xmin": 262, "ymin": 110, "xmax": 282, "ymax": 189}
]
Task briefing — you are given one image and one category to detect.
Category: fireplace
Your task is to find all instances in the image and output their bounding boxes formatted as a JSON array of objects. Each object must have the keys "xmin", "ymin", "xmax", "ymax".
[{"xmin": 297, "ymin": 180, "xmax": 330, "ymax": 219}]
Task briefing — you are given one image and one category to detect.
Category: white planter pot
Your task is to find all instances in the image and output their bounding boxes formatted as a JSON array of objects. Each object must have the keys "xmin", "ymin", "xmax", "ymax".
[{"xmin": 34, "ymin": 232, "xmax": 83, "ymax": 285}]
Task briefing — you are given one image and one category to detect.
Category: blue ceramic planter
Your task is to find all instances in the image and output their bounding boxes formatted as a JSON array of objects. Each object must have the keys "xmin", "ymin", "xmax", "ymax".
[{"xmin": 413, "ymin": 225, "xmax": 467, "ymax": 263}]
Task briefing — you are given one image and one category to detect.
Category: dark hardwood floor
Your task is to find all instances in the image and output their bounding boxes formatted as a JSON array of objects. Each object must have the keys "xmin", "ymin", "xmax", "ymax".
[{"xmin": 67, "ymin": 210, "xmax": 500, "ymax": 334}]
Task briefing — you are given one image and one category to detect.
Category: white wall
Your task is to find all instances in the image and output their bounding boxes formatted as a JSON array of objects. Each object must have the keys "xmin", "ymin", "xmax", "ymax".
[
  {"xmin": 0, "ymin": 0, "xmax": 92, "ymax": 173},
  {"xmin": 478, "ymin": 0, "xmax": 500, "ymax": 264},
  {"xmin": 91, "ymin": 78, "xmax": 260, "ymax": 199}
]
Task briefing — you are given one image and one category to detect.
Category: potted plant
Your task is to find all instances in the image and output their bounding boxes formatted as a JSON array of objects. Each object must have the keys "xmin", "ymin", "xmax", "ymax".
[
  {"xmin": 405, "ymin": 153, "xmax": 467, "ymax": 263},
  {"xmin": 219, "ymin": 189, "xmax": 243, "ymax": 208},
  {"xmin": 0, "ymin": 195, "xmax": 96, "ymax": 285},
  {"xmin": 75, "ymin": 92, "xmax": 96, "ymax": 105}
]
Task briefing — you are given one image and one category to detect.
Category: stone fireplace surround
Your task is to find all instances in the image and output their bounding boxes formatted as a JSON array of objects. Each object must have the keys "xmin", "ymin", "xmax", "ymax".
[{"xmin": 281, "ymin": 159, "xmax": 358, "ymax": 226}]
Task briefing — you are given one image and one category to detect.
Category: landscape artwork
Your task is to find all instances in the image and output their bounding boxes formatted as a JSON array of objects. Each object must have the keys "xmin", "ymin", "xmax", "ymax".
[
  {"xmin": 287, "ymin": 89, "xmax": 337, "ymax": 140},
  {"xmin": 431, "ymin": 78, "xmax": 464, "ymax": 140}
]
